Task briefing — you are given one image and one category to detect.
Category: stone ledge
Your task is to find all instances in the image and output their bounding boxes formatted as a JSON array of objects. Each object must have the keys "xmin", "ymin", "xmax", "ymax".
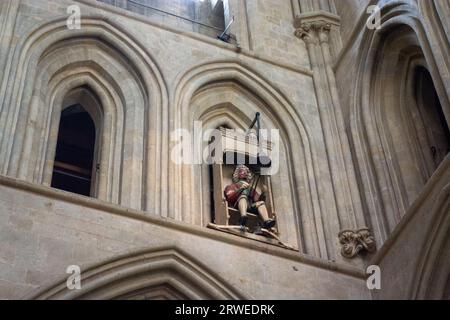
[{"xmin": 0, "ymin": 174, "xmax": 365, "ymax": 279}]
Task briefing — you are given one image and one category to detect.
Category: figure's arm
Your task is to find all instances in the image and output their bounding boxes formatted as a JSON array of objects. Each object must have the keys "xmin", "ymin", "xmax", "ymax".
[
  {"xmin": 239, "ymin": 181, "xmax": 251, "ymax": 190},
  {"xmin": 225, "ymin": 182, "xmax": 249, "ymax": 203}
]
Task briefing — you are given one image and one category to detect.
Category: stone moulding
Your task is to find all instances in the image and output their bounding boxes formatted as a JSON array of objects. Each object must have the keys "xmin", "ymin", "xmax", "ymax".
[
  {"xmin": 293, "ymin": 10, "xmax": 341, "ymax": 29},
  {"xmin": 28, "ymin": 247, "xmax": 247, "ymax": 300},
  {"xmin": 0, "ymin": 174, "xmax": 367, "ymax": 279},
  {"xmin": 207, "ymin": 223, "xmax": 296, "ymax": 250},
  {"xmin": 338, "ymin": 228, "xmax": 377, "ymax": 259}
]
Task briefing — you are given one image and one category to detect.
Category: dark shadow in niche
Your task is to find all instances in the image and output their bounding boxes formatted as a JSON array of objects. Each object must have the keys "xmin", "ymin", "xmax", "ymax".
[
  {"xmin": 415, "ymin": 67, "xmax": 450, "ymax": 168},
  {"xmin": 51, "ymin": 104, "xmax": 96, "ymax": 197}
]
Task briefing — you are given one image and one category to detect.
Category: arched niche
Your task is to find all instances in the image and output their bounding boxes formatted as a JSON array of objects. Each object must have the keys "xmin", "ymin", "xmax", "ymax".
[
  {"xmin": 18, "ymin": 38, "xmax": 144, "ymax": 208},
  {"xmin": 349, "ymin": 1, "xmax": 450, "ymax": 244},
  {"xmin": 171, "ymin": 63, "xmax": 327, "ymax": 257},
  {"xmin": 29, "ymin": 247, "xmax": 247, "ymax": 300},
  {"xmin": 373, "ymin": 25, "xmax": 449, "ymax": 217},
  {"xmin": 0, "ymin": 18, "xmax": 168, "ymax": 214},
  {"xmin": 190, "ymin": 83, "xmax": 298, "ymax": 248},
  {"xmin": 51, "ymin": 96, "xmax": 99, "ymax": 197}
]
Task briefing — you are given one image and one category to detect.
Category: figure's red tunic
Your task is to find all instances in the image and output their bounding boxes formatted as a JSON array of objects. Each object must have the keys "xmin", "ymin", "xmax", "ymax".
[{"xmin": 224, "ymin": 181, "xmax": 261, "ymax": 207}]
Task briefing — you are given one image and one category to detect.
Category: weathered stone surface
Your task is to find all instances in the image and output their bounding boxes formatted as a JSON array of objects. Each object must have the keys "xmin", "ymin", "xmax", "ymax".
[
  {"xmin": 0, "ymin": 178, "xmax": 369, "ymax": 299},
  {"xmin": 0, "ymin": 0, "xmax": 448, "ymax": 300}
]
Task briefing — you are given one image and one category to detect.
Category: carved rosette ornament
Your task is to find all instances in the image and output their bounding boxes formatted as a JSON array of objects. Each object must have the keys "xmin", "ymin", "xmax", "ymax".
[{"xmin": 338, "ymin": 228, "xmax": 376, "ymax": 258}]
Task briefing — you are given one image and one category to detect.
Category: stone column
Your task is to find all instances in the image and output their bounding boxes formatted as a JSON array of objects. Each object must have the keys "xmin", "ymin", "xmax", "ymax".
[
  {"xmin": 291, "ymin": 0, "xmax": 301, "ymax": 18},
  {"xmin": 295, "ymin": 15, "xmax": 371, "ymax": 261}
]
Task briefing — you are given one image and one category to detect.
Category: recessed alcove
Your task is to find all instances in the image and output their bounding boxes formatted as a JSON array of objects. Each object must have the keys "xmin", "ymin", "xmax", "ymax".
[{"xmin": 51, "ymin": 104, "xmax": 97, "ymax": 197}]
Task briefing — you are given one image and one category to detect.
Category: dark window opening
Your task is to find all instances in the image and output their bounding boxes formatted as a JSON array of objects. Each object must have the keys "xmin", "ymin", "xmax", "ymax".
[
  {"xmin": 97, "ymin": 0, "xmax": 227, "ymax": 40},
  {"xmin": 415, "ymin": 67, "xmax": 450, "ymax": 168},
  {"xmin": 51, "ymin": 105, "xmax": 96, "ymax": 197}
]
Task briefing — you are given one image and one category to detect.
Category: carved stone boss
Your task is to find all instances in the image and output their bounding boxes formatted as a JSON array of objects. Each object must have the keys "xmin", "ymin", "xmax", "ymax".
[{"xmin": 338, "ymin": 228, "xmax": 377, "ymax": 259}]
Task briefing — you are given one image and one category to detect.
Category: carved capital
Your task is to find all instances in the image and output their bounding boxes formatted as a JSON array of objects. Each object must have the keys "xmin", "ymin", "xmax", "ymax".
[
  {"xmin": 294, "ymin": 21, "xmax": 332, "ymax": 45},
  {"xmin": 294, "ymin": 22, "xmax": 316, "ymax": 45},
  {"xmin": 338, "ymin": 228, "xmax": 376, "ymax": 259},
  {"xmin": 294, "ymin": 11, "xmax": 340, "ymax": 45},
  {"xmin": 318, "ymin": 23, "xmax": 331, "ymax": 44}
]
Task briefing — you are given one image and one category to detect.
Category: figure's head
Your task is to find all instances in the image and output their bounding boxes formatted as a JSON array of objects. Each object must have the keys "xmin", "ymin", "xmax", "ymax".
[{"xmin": 232, "ymin": 165, "xmax": 253, "ymax": 183}]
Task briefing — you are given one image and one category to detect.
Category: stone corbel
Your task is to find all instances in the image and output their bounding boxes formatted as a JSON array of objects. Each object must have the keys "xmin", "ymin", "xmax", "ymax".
[
  {"xmin": 294, "ymin": 10, "xmax": 340, "ymax": 45},
  {"xmin": 318, "ymin": 23, "xmax": 331, "ymax": 44},
  {"xmin": 295, "ymin": 22, "xmax": 331, "ymax": 43},
  {"xmin": 338, "ymin": 228, "xmax": 377, "ymax": 259},
  {"xmin": 294, "ymin": 22, "xmax": 317, "ymax": 44}
]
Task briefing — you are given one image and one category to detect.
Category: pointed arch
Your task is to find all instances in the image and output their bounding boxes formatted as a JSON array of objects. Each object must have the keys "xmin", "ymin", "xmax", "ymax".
[
  {"xmin": 171, "ymin": 61, "xmax": 331, "ymax": 259},
  {"xmin": 349, "ymin": 1, "xmax": 450, "ymax": 244},
  {"xmin": 0, "ymin": 17, "xmax": 169, "ymax": 214},
  {"xmin": 51, "ymin": 88, "xmax": 101, "ymax": 197},
  {"xmin": 29, "ymin": 247, "xmax": 247, "ymax": 300}
]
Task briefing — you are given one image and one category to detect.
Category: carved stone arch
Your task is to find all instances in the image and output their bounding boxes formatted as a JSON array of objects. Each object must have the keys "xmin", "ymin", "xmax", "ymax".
[
  {"xmin": 192, "ymin": 83, "xmax": 296, "ymax": 230},
  {"xmin": 172, "ymin": 61, "xmax": 329, "ymax": 258},
  {"xmin": 0, "ymin": 17, "xmax": 169, "ymax": 214},
  {"xmin": 58, "ymin": 86, "xmax": 105, "ymax": 198},
  {"xmin": 409, "ymin": 183, "xmax": 450, "ymax": 299},
  {"xmin": 349, "ymin": 1, "xmax": 450, "ymax": 244},
  {"xmin": 199, "ymin": 104, "xmax": 249, "ymax": 133},
  {"xmin": 39, "ymin": 71, "xmax": 124, "ymax": 203},
  {"xmin": 18, "ymin": 38, "xmax": 144, "ymax": 209},
  {"xmin": 63, "ymin": 87, "xmax": 104, "ymax": 132},
  {"xmin": 29, "ymin": 247, "xmax": 247, "ymax": 300}
]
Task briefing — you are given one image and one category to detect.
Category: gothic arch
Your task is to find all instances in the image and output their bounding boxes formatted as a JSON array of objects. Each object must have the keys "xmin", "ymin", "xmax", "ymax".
[
  {"xmin": 29, "ymin": 247, "xmax": 247, "ymax": 300},
  {"xmin": 349, "ymin": 1, "xmax": 450, "ymax": 244},
  {"xmin": 0, "ymin": 17, "xmax": 168, "ymax": 213},
  {"xmin": 27, "ymin": 45, "xmax": 129, "ymax": 204},
  {"xmin": 171, "ymin": 61, "xmax": 331, "ymax": 259},
  {"xmin": 192, "ymin": 84, "xmax": 300, "ymax": 248},
  {"xmin": 51, "ymin": 86, "xmax": 104, "ymax": 197}
]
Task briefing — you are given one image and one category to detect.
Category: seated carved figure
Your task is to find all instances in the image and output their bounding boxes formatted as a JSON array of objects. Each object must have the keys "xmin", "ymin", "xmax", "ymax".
[{"xmin": 224, "ymin": 165, "xmax": 276, "ymax": 230}]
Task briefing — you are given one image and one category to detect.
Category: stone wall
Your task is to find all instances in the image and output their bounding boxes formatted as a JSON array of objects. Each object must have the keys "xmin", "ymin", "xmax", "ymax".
[
  {"xmin": 0, "ymin": 0, "xmax": 448, "ymax": 299},
  {"xmin": 244, "ymin": 0, "xmax": 309, "ymax": 68},
  {"xmin": 334, "ymin": 0, "xmax": 370, "ymax": 46},
  {"xmin": 98, "ymin": 0, "xmax": 226, "ymax": 38},
  {"xmin": 0, "ymin": 0, "xmax": 366, "ymax": 266},
  {"xmin": 0, "ymin": 176, "xmax": 369, "ymax": 299}
]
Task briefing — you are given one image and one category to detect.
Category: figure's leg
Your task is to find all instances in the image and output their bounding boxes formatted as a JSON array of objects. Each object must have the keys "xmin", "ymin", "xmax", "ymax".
[
  {"xmin": 256, "ymin": 202, "xmax": 270, "ymax": 221},
  {"xmin": 238, "ymin": 197, "xmax": 248, "ymax": 226},
  {"xmin": 238, "ymin": 197, "xmax": 248, "ymax": 217},
  {"xmin": 256, "ymin": 202, "xmax": 276, "ymax": 229}
]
